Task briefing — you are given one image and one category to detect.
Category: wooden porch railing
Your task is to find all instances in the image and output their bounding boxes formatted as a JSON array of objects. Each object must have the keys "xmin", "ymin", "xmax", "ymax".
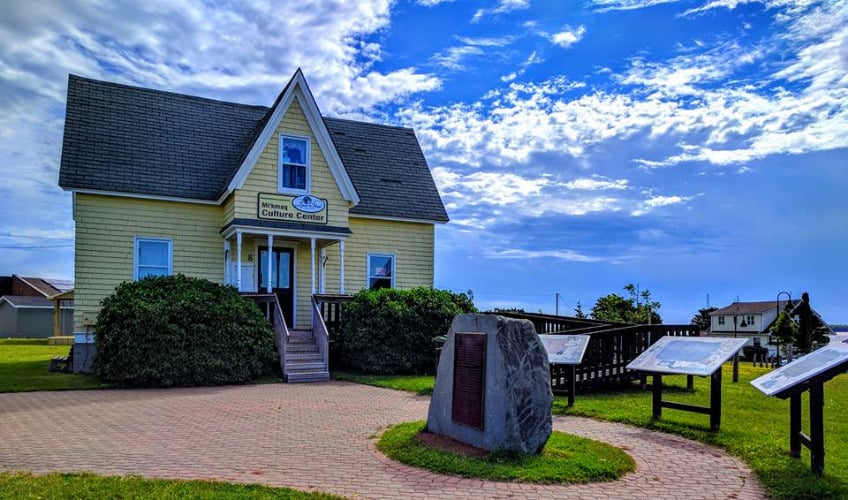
[
  {"xmin": 242, "ymin": 293, "xmax": 290, "ymax": 378},
  {"xmin": 313, "ymin": 294, "xmax": 353, "ymax": 336}
]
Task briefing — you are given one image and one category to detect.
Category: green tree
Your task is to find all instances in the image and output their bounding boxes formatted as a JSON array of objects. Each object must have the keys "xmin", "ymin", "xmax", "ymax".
[
  {"xmin": 573, "ymin": 300, "xmax": 587, "ymax": 319},
  {"xmin": 690, "ymin": 307, "xmax": 718, "ymax": 331},
  {"xmin": 590, "ymin": 284, "xmax": 662, "ymax": 324},
  {"xmin": 771, "ymin": 292, "xmax": 830, "ymax": 355}
]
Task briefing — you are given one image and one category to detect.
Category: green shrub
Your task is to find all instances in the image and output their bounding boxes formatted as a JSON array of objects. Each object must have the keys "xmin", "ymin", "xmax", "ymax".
[
  {"xmin": 93, "ymin": 275, "xmax": 277, "ymax": 387},
  {"xmin": 335, "ymin": 287, "xmax": 475, "ymax": 374}
]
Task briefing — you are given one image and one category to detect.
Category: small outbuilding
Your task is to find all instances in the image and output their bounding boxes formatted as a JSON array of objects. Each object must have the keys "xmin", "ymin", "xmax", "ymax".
[{"xmin": 0, "ymin": 275, "xmax": 74, "ymax": 338}]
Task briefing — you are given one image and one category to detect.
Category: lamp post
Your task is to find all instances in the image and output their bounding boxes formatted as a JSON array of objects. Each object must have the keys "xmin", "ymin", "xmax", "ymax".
[{"xmin": 732, "ymin": 308, "xmax": 739, "ymax": 382}]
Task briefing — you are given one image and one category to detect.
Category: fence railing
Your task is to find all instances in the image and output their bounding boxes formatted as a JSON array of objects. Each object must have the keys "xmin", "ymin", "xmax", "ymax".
[
  {"xmin": 553, "ymin": 323, "xmax": 701, "ymax": 391},
  {"xmin": 496, "ymin": 310, "xmax": 615, "ymax": 334}
]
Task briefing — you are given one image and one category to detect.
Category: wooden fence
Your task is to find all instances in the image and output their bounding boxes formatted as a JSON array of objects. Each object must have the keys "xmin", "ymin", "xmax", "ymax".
[{"xmin": 500, "ymin": 312, "xmax": 700, "ymax": 392}]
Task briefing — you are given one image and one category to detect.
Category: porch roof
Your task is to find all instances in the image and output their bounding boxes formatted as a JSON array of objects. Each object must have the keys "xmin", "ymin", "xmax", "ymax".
[{"xmin": 221, "ymin": 218, "xmax": 352, "ymax": 240}]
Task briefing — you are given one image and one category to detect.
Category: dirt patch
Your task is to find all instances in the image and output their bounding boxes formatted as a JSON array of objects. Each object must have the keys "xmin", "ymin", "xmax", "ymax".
[{"xmin": 415, "ymin": 430, "xmax": 489, "ymax": 458}]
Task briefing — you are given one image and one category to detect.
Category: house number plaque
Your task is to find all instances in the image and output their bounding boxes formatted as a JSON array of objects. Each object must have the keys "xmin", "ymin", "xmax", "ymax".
[{"xmin": 452, "ymin": 332, "xmax": 486, "ymax": 429}]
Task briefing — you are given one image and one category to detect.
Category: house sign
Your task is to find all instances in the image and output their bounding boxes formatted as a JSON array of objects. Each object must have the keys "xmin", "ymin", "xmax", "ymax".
[{"xmin": 258, "ymin": 192, "xmax": 328, "ymax": 224}]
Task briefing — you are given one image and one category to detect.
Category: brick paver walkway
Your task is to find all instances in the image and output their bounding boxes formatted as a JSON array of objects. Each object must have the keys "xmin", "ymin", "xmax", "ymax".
[{"xmin": 0, "ymin": 382, "xmax": 766, "ymax": 499}]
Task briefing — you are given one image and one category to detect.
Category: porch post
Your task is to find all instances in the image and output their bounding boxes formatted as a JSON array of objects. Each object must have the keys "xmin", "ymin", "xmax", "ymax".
[
  {"xmin": 266, "ymin": 234, "xmax": 273, "ymax": 293},
  {"xmin": 236, "ymin": 231, "xmax": 243, "ymax": 291},
  {"xmin": 339, "ymin": 240, "xmax": 345, "ymax": 294},
  {"xmin": 319, "ymin": 246, "xmax": 327, "ymax": 294},
  {"xmin": 310, "ymin": 237, "xmax": 316, "ymax": 295},
  {"xmin": 224, "ymin": 240, "xmax": 231, "ymax": 286}
]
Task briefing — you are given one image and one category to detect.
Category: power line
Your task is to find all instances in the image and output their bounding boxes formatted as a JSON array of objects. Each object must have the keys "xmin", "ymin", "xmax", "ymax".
[
  {"xmin": 0, "ymin": 244, "xmax": 74, "ymax": 249},
  {"xmin": 0, "ymin": 232, "xmax": 73, "ymax": 240}
]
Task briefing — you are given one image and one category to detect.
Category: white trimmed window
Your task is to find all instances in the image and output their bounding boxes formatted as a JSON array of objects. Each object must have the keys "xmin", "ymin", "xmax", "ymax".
[
  {"xmin": 279, "ymin": 134, "xmax": 310, "ymax": 194},
  {"xmin": 367, "ymin": 254, "xmax": 395, "ymax": 290},
  {"xmin": 718, "ymin": 316, "xmax": 725, "ymax": 325},
  {"xmin": 134, "ymin": 238, "xmax": 173, "ymax": 280}
]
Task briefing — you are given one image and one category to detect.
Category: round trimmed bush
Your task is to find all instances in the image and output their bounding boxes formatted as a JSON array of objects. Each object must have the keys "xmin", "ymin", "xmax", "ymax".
[
  {"xmin": 336, "ymin": 287, "xmax": 476, "ymax": 374},
  {"xmin": 93, "ymin": 274, "xmax": 277, "ymax": 387}
]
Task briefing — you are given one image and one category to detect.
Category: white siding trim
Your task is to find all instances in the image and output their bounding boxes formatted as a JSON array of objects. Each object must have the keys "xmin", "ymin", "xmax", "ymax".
[
  {"xmin": 133, "ymin": 237, "xmax": 173, "ymax": 281},
  {"xmin": 278, "ymin": 133, "xmax": 311, "ymax": 195},
  {"xmin": 226, "ymin": 70, "xmax": 359, "ymax": 205},
  {"xmin": 366, "ymin": 253, "xmax": 396, "ymax": 289}
]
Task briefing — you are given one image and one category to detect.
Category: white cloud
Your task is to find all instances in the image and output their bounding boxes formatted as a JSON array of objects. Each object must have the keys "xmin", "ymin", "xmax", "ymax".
[
  {"xmin": 472, "ymin": 0, "xmax": 530, "ymax": 23},
  {"xmin": 550, "ymin": 25, "xmax": 586, "ymax": 49},
  {"xmin": 432, "ymin": 36, "xmax": 513, "ymax": 70},
  {"xmin": 500, "ymin": 50, "xmax": 543, "ymax": 82},
  {"xmin": 417, "ymin": 0, "xmax": 454, "ymax": 5},
  {"xmin": 631, "ymin": 195, "xmax": 692, "ymax": 216},
  {"xmin": 563, "ymin": 178, "xmax": 629, "ymax": 190},
  {"xmin": 487, "ymin": 248, "xmax": 609, "ymax": 263},
  {"xmin": 590, "ymin": 0, "xmax": 683, "ymax": 12},
  {"xmin": 402, "ymin": 1, "xmax": 848, "ymax": 170},
  {"xmin": 432, "ymin": 167, "xmax": 685, "ymax": 229}
]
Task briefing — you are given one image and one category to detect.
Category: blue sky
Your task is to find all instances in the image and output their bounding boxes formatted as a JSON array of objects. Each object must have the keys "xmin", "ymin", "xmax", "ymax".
[{"xmin": 0, "ymin": 0, "xmax": 846, "ymax": 323}]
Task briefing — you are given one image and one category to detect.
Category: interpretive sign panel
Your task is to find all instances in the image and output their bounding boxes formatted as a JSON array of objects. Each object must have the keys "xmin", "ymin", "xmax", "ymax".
[
  {"xmin": 538, "ymin": 335, "xmax": 590, "ymax": 365},
  {"xmin": 627, "ymin": 336, "xmax": 748, "ymax": 377},
  {"xmin": 452, "ymin": 332, "xmax": 486, "ymax": 429},
  {"xmin": 751, "ymin": 340, "xmax": 848, "ymax": 397}
]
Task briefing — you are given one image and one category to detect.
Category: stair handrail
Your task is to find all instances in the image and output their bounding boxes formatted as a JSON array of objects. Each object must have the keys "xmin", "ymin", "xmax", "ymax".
[
  {"xmin": 271, "ymin": 294, "xmax": 290, "ymax": 378},
  {"xmin": 311, "ymin": 295, "xmax": 330, "ymax": 372}
]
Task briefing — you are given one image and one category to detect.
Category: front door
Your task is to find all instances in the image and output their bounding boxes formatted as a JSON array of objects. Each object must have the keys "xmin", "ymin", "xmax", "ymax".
[{"xmin": 258, "ymin": 247, "xmax": 294, "ymax": 328}]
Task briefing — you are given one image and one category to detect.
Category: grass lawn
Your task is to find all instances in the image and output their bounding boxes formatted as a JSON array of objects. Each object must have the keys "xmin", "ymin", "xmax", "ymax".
[
  {"xmin": 0, "ymin": 339, "xmax": 106, "ymax": 392},
  {"xmin": 340, "ymin": 363, "xmax": 848, "ymax": 499},
  {"xmin": 0, "ymin": 472, "xmax": 342, "ymax": 499},
  {"xmin": 379, "ymin": 421, "xmax": 634, "ymax": 484},
  {"xmin": 332, "ymin": 370, "xmax": 434, "ymax": 395}
]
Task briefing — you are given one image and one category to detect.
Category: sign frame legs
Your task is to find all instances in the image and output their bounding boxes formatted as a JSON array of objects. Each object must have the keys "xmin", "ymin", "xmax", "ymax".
[
  {"xmin": 651, "ymin": 368, "xmax": 722, "ymax": 432},
  {"xmin": 790, "ymin": 383, "xmax": 826, "ymax": 476}
]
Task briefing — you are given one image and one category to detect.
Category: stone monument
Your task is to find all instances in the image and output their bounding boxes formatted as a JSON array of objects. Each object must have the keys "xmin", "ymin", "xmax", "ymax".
[{"xmin": 426, "ymin": 313, "xmax": 553, "ymax": 454}]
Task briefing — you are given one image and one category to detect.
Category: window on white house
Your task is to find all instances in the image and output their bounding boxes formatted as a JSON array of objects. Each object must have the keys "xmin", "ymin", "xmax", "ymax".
[
  {"xmin": 279, "ymin": 135, "xmax": 309, "ymax": 193},
  {"xmin": 135, "ymin": 238, "xmax": 172, "ymax": 280},
  {"xmin": 747, "ymin": 315, "xmax": 755, "ymax": 327},
  {"xmin": 753, "ymin": 337, "xmax": 761, "ymax": 347},
  {"xmin": 368, "ymin": 254, "xmax": 394, "ymax": 290},
  {"xmin": 718, "ymin": 316, "xmax": 725, "ymax": 325}
]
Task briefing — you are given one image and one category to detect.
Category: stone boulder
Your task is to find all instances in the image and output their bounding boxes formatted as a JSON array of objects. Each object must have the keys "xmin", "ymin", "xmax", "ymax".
[{"xmin": 426, "ymin": 313, "xmax": 553, "ymax": 454}]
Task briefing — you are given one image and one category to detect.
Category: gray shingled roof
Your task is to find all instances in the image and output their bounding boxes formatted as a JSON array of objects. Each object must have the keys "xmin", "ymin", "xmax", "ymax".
[
  {"xmin": 59, "ymin": 75, "xmax": 448, "ymax": 222},
  {"xmin": 0, "ymin": 296, "xmax": 53, "ymax": 308},
  {"xmin": 324, "ymin": 118, "xmax": 448, "ymax": 221}
]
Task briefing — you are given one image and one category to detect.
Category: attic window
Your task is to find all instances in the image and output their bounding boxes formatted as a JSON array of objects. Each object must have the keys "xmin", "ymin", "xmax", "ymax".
[{"xmin": 279, "ymin": 134, "xmax": 310, "ymax": 194}]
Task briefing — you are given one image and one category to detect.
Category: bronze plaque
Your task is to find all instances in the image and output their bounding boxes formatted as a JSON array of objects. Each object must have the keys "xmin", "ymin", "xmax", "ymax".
[{"xmin": 452, "ymin": 332, "xmax": 486, "ymax": 429}]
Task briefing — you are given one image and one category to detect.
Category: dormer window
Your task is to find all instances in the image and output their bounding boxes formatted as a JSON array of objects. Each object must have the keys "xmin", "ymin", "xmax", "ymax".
[{"xmin": 279, "ymin": 134, "xmax": 310, "ymax": 194}]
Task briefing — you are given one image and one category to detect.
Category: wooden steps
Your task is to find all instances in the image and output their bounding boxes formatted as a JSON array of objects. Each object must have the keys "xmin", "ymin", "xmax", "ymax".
[{"xmin": 285, "ymin": 329, "xmax": 329, "ymax": 383}]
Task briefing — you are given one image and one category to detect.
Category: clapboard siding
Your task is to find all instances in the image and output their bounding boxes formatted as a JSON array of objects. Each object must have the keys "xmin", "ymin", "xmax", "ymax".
[
  {"xmin": 233, "ymin": 97, "xmax": 349, "ymax": 227},
  {"xmin": 323, "ymin": 218, "xmax": 435, "ymax": 293},
  {"xmin": 73, "ymin": 193, "xmax": 224, "ymax": 331}
]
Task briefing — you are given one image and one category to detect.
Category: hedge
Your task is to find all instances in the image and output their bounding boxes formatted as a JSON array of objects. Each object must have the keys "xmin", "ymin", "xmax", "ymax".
[
  {"xmin": 93, "ymin": 275, "xmax": 277, "ymax": 387},
  {"xmin": 334, "ymin": 287, "xmax": 476, "ymax": 374}
]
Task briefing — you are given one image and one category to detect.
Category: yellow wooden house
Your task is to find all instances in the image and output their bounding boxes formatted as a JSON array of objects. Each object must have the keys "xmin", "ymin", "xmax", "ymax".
[{"xmin": 58, "ymin": 69, "xmax": 448, "ymax": 379}]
